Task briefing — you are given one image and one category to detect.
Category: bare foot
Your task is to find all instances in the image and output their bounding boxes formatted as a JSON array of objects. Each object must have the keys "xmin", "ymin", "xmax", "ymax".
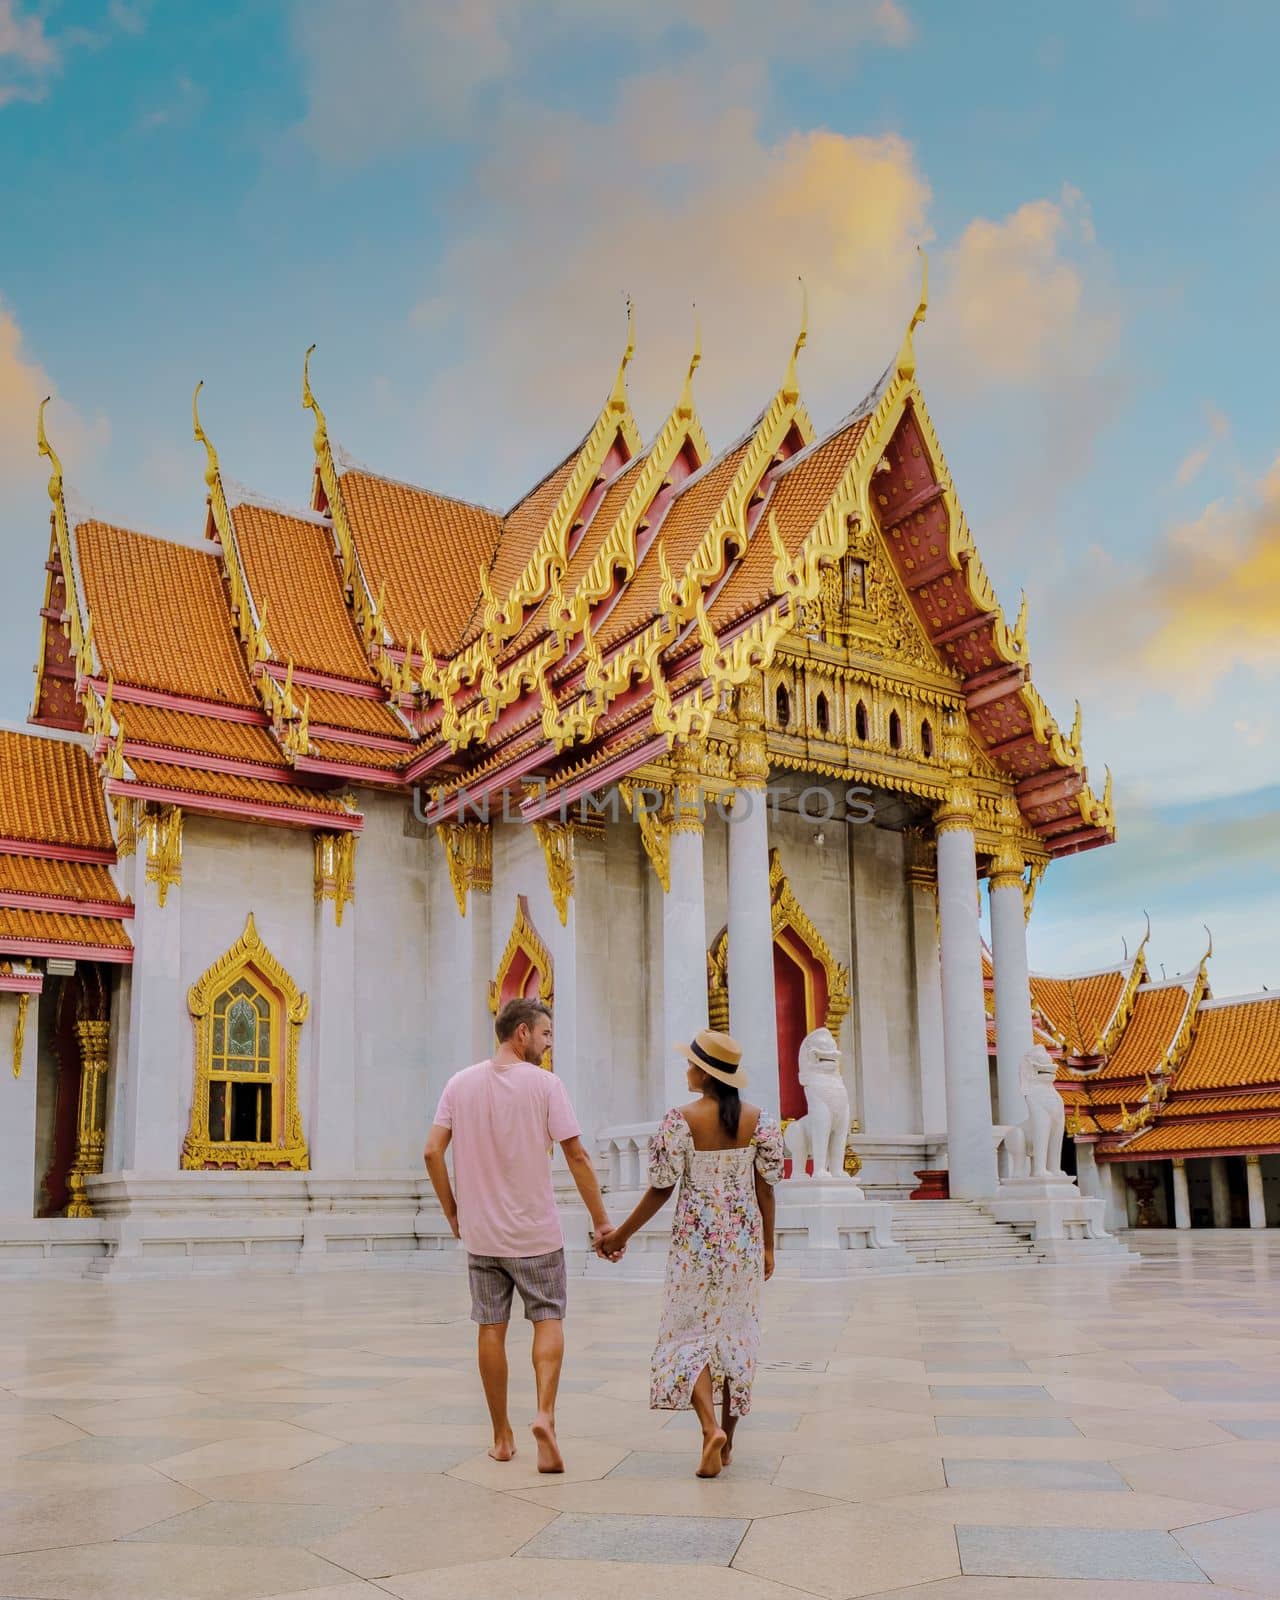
[
  {"xmin": 697, "ymin": 1426, "xmax": 727, "ymax": 1478},
  {"xmin": 488, "ymin": 1432, "xmax": 516, "ymax": 1462},
  {"xmin": 532, "ymin": 1413, "xmax": 565, "ymax": 1473},
  {"xmin": 721, "ymin": 1422, "xmax": 737, "ymax": 1468}
]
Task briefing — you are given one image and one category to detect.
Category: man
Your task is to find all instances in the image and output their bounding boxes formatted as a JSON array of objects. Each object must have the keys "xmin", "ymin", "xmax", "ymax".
[{"xmin": 424, "ymin": 998, "xmax": 614, "ymax": 1472}]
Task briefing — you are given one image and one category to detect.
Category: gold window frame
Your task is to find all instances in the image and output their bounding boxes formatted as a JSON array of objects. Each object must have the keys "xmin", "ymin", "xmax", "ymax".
[{"xmin": 182, "ymin": 913, "xmax": 309, "ymax": 1170}]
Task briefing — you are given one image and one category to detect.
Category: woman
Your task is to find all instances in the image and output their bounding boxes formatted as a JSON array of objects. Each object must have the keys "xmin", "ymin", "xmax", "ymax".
[{"xmin": 600, "ymin": 1029, "xmax": 784, "ymax": 1478}]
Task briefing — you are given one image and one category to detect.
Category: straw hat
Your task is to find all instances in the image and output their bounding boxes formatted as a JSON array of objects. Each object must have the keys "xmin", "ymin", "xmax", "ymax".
[{"xmin": 676, "ymin": 1029, "xmax": 747, "ymax": 1089}]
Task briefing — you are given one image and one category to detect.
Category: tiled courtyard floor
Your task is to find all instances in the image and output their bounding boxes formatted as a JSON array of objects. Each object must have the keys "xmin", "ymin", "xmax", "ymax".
[{"xmin": 3, "ymin": 1234, "xmax": 1280, "ymax": 1598}]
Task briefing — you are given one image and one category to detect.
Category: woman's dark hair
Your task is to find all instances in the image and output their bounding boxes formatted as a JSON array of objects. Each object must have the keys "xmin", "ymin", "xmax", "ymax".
[{"xmin": 703, "ymin": 1074, "xmax": 742, "ymax": 1140}]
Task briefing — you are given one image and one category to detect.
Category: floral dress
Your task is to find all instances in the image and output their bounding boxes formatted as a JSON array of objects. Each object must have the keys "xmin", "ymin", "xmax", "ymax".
[{"xmin": 647, "ymin": 1106, "xmax": 785, "ymax": 1418}]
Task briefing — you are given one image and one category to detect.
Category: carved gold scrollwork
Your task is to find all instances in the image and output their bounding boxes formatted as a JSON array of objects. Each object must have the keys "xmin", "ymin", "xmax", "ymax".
[
  {"xmin": 437, "ymin": 821, "xmax": 493, "ymax": 917},
  {"xmin": 619, "ymin": 781, "xmax": 672, "ymax": 892},
  {"xmin": 11, "ymin": 992, "xmax": 29, "ymax": 1080},
  {"xmin": 531, "ymin": 820, "xmax": 575, "ymax": 925},
  {"xmin": 141, "ymin": 805, "xmax": 183, "ymax": 907},
  {"xmin": 65, "ymin": 1017, "xmax": 110, "ymax": 1218},
  {"xmin": 313, "ymin": 831, "xmax": 356, "ymax": 927},
  {"xmin": 489, "ymin": 896, "xmax": 555, "ymax": 1016}
]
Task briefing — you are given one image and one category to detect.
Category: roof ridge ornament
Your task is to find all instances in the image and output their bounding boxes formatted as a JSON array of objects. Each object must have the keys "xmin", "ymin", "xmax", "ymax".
[
  {"xmin": 608, "ymin": 295, "xmax": 635, "ymax": 416},
  {"xmin": 896, "ymin": 246, "xmax": 928, "ymax": 380},
  {"xmin": 192, "ymin": 381, "xmax": 220, "ymax": 490},
  {"xmin": 676, "ymin": 310, "xmax": 701, "ymax": 422},
  {"xmin": 36, "ymin": 397, "xmax": 64, "ymax": 500},
  {"xmin": 782, "ymin": 277, "xmax": 808, "ymax": 403}
]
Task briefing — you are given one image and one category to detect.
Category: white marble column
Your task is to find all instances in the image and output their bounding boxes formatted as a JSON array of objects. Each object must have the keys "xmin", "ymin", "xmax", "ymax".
[
  {"xmin": 663, "ymin": 743, "xmax": 708, "ymax": 1109},
  {"xmin": 1172, "ymin": 1158, "xmax": 1191, "ymax": 1230},
  {"xmin": 988, "ymin": 828, "xmax": 1034, "ymax": 1126},
  {"xmin": 1098, "ymin": 1160, "xmax": 1126, "ymax": 1233},
  {"xmin": 1209, "ymin": 1156, "xmax": 1232, "ymax": 1227},
  {"xmin": 727, "ymin": 679, "xmax": 778, "ymax": 1119},
  {"xmin": 308, "ymin": 834, "xmax": 357, "ymax": 1174},
  {"xmin": 934, "ymin": 773, "xmax": 998, "ymax": 1200},
  {"xmin": 1076, "ymin": 1140, "xmax": 1100, "ymax": 1200},
  {"xmin": 907, "ymin": 859, "xmax": 947, "ymax": 1137},
  {"xmin": 123, "ymin": 808, "xmax": 188, "ymax": 1172},
  {"xmin": 0, "ymin": 988, "xmax": 39, "ymax": 1217},
  {"xmin": 1246, "ymin": 1155, "xmax": 1267, "ymax": 1229}
]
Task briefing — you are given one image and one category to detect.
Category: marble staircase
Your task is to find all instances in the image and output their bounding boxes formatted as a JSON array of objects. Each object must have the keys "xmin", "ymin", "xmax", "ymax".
[{"xmin": 890, "ymin": 1200, "xmax": 1045, "ymax": 1268}]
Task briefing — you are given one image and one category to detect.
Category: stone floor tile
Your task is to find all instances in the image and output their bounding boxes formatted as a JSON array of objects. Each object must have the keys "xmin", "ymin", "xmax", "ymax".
[
  {"xmin": 519, "ymin": 1512, "xmax": 748, "ymax": 1565},
  {"xmin": 930, "ymin": 1385, "xmax": 1049, "ymax": 1403},
  {"xmin": 773, "ymin": 1445, "xmax": 943, "ymax": 1502},
  {"xmin": 1070, "ymin": 1412, "xmax": 1237, "ymax": 1447},
  {"xmin": 1174, "ymin": 1507, "xmax": 1280, "ymax": 1589},
  {"xmin": 29, "ymin": 1434, "xmax": 208, "ymax": 1464},
  {"xmin": 1169, "ymin": 1380, "xmax": 1280, "ymax": 1402},
  {"xmin": 926, "ymin": 1360, "xmax": 1031, "ymax": 1373},
  {"xmin": 608, "ymin": 1448, "xmax": 779, "ymax": 1482},
  {"xmin": 733, "ymin": 1501, "xmax": 961, "ymax": 1598},
  {"xmin": 957, "ymin": 1524, "xmax": 1208, "ymax": 1581},
  {"xmin": 512, "ymin": 1476, "xmax": 829, "ymax": 1519},
  {"xmin": 449, "ymin": 1438, "xmax": 628, "ymax": 1490},
  {"xmin": 309, "ymin": 1480, "xmax": 557, "ymax": 1578},
  {"xmin": 1219, "ymin": 1417, "xmax": 1280, "ymax": 1439},
  {"xmin": 936, "ymin": 1416, "xmax": 1079, "ymax": 1437},
  {"xmin": 1115, "ymin": 1444, "xmax": 1280, "ymax": 1509},
  {"xmin": 382, "ymin": 1558, "xmax": 798, "ymax": 1599},
  {"xmin": 125, "ymin": 1499, "xmax": 364, "ymax": 1546},
  {"xmin": 878, "ymin": 1486, "xmax": 1234, "ymax": 1528},
  {"xmin": 944, "ymin": 1458, "xmax": 1128, "ymax": 1491},
  {"xmin": 856, "ymin": 1582, "xmax": 1255, "ymax": 1599},
  {"xmin": 0, "ymin": 1479, "xmax": 206, "ymax": 1555},
  {"xmin": 151, "ymin": 1431, "xmax": 345, "ymax": 1483},
  {"xmin": 0, "ymin": 1539, "xmax": 359, "ymax": 1599}
]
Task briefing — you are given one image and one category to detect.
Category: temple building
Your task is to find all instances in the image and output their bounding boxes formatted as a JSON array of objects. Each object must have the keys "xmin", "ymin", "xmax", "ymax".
[{"xmin": 0, "ymin": 283, "xmax": 1163, "ymax": 1277}]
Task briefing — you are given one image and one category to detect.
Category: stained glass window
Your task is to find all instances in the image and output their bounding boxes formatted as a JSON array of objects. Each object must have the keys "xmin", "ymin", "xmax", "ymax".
[{"xmin": 208, "ymin": 972, "xmax": 275, "ymax": 1143}]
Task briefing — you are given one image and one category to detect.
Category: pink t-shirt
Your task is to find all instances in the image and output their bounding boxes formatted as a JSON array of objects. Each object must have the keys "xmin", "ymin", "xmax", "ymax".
[{"xmin": 432, "ymin": 1059, "xmax": 581, "ymax": 1258}]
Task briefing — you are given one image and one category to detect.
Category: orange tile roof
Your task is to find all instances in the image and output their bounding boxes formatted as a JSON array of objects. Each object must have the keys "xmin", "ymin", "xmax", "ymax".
[
  {"xmin": 0, "ymin": 732, "xmax": 113, "ymax": 851},
  {"xmin": 1030, "ymin": 968, "xmax": 1127, "ymax": 1057},
  {"xmin": 338, "ymin": 470, "xmax": 501, "ymax": 656},
  {"xmin": 1162, "ymin": 1092, "xmax": 1280, "ymax": 1115},
  {"xmin": 0, "ymin": 856, "xmax": 124, "ymax": 906},
  {"xmin": 123, "ymin": 759, "xmax": 356, "ymax": 816},
  {"xmin": 1174, "ymin": 997, "xmax": 1280, "ymax": 1090},
  {"xmin": 599, "ymin": 441, "xmax": 752, "ymax": 650},
  {"xmin": 0, "ymin": 906, "xmax": 132, "ymax": 952},
  {"xmin": 482, "ymin": 448, "xmax": 581, "ymax": 620},
  {"xmin": 1099, "ymin": 981, "xmax": 1194, "ymax": 1081},
  {"xmin": 706, "ymin": 418, "xmax": 867, "ymax": 631},
  {"xmin": 309, "ymin": 739, "xmax": 406, "ymax": 771},
  {"xmin": 1120, "ymin": 1116, "xmax": 1280, "ymax": 1155},
  {"xmin": 76, "ymin": 521, "xmax": 257, "ymax": 707},
  {"xmin": 232, "ymin": 505, "xmax": 374, "ymax": 683},
  {"xmin": 117, "ymin": 704, "xmax": 282, "ymax": 766},
  {"xmin": 304, "ymin": 688, "xmax": 410, "ymax": 739}
]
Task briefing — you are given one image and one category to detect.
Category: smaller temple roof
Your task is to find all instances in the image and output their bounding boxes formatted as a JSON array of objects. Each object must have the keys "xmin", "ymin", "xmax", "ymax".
[
  {"xmin": 1095, "ymin": 974, "xmax": 1198, "ymax": 1082},
  {"xmin": 1032, "ymin": 963, "xmax": 1134, "ymax": 1059},
  {"xmin": 0, "ymin": 729, "xmax": 114, "ymax": 852}
]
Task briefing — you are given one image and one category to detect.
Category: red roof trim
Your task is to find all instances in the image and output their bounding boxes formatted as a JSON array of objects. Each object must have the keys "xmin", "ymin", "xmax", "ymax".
[
  {"xmin": 85, "ymin": 677, "xmax": 269, "ymax": 726},
  {"xmin": 0, "ymin": 936, "xmax": 132, "ymax": 966},
  {"xmin": 105, "ymin": 779, "xmax": 363, "ymax": 833},
  {"xmin": 0, "ymin": 969, "xmax": 44, "ymax": 994},
  {"xmin": 0, "ymin": 838, "xmax": 117, "ymax": 867},
  {"xmin": 0, "ymin": 890, "xmax": 132, "ymax": 921}
]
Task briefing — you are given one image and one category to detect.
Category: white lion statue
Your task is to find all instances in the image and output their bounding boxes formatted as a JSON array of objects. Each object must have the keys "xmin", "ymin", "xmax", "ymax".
[
  {"xmin": 999, "ymin": 1044, "xmax": 1066, "ymax": 1180},
  {"xmin": 783, "ymin": 1027, "xmax": 853, "ymax": 1180}
]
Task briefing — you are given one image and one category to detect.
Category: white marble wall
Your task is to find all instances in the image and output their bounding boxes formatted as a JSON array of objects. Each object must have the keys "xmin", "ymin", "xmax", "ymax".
[{"xmin": 0, "ymin": 991, "xmax": 39, "ymax": 1217}]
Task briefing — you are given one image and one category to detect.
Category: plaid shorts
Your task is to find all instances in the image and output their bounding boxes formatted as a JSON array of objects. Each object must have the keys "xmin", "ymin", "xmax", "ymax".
[{"xmin": 467, "ymin": 1249, "xmax": 568, "ymax": 1325}]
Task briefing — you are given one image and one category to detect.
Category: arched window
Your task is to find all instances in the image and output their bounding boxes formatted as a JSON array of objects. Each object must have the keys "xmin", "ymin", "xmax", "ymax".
[
  {"xmin": 183, "ymin": 914, "xmax": 309, "ymax": 1170},
  {"xmin": 815, "ymin": 692, "xmax": 829, "ymax": 735},
  {"xmin": 921, "ymin": 718, "xmax": 934, "ymax": 758},
  {"xmin": 855, "ymin": 700, "xmax": 869, "ymax": 742},
  {"xmin": 889, "ymin": 709, "xmax": 903, "ymax": 750},
  {"xmin": 775, "ymin": 683, "xmax": 791, "ymax": 727}
]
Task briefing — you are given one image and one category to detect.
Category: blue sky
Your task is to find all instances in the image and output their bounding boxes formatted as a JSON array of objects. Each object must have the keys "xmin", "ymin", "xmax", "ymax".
[{"xmin": 2, "ymin": 0, "xmax": 1277, "ymax": 992}]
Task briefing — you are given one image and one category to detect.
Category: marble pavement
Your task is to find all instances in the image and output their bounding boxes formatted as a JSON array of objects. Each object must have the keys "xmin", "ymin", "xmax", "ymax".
[{"xmin": 2, "ymin": 1233, "xmax": 1280, "ymax": 1597}]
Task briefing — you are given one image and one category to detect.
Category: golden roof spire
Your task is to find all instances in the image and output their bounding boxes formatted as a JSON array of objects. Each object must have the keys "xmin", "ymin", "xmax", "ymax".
[
  {"xmin": 192, "ymin": 380, "xmax": 220, "ymax": 490},
  {"xmin": 608, "ymin": 295, "xmax": 635, "ymax": 416},
  {"xmin": 301, "ymin": 343, "xmax": 327, "ymax": 452},
  {"xmin": 36, "ymin": 397, "xmax": 63, "ymax": 503},
  {"xmin": 782, "ymin": 278, "xmax": 808, "ymax": 403},
  {"xmin": 676, "ymin": 311, "xmax": 701, "ymax": 422},
  {"xmin": 896, "ymin": 246, "xmax": 929, "ymax": 380},
  {"xmin": 1013, "ymin": 589, "xmax": 1029, "ymax": 654}
]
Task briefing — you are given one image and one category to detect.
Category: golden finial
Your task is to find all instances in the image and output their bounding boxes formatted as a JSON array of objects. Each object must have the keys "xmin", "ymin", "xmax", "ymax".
[
  {"xmin": 1203, "ymin": 923, "xmax": 1214, "ymax": 962},
  {"xmin": 896, "ymin": 246, "xmax": 928, "ymax": 380},
  {"xmin": 676, "ymin": 310, "xmax": 701, "ymax": 421},
  {"xmin": 298, "ymin": 693, "xmax": 310, "ymax": 745},
  {"xmin": 1013, "ymin": 589, "xmax": 1028, "ymax": 654},
  {"xmin": 656, "ymin": 538, "xmax": 677, "ymax": 616},
  {"xmin": 283, "ymin": 657, "xmax": 295, "ymax": 710},
  {"xmin": 301, "ymin": 343, "xmax": 328, "ymax": 452},
  {"xmin": 192, "ymin": 380, "xmax": 220, "ymax": 490},
  {"xmin": 608, "ymin": 294, "xmax": 635, "ymax": 415},
  {"xmin": 782, "ymin": 277, "xmax": 808, "ymax": 403},
  {"xmin": 36, "ymin": 397, "xmax": 64, "ymax": 502},
  {"xmin": 1069, "ymin": 699, "xmax": 1082, "ymax": 751}
]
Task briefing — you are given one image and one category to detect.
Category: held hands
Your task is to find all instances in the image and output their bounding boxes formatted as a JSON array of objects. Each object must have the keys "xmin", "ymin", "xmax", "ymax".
[{"xmin": 592, "ymin": 1224, "xmax": 627, "ymax": 1262}]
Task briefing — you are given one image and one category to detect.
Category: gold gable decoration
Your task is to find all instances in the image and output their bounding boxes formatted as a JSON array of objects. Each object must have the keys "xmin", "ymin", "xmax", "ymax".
[
  {"xmin": 489, "ymin": 895, "xmax": 555, "ymax": 1015},
  {"xmin": 182, "ymin": 913, "xmax": 309, "ymax": 1171},
  {"xmin": 707, "ymin": 848, "xmax": 852, "ymax": 1035}
]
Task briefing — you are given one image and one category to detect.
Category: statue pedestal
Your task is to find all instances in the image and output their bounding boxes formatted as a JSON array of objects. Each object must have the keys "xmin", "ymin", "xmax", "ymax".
[
  {"xmin": 987, "ymin": 1176, "xmax": 1129, "ymax": 1259},
  {"xmin": 770, "ymin": 1177, "xmax": 910, "ymax": 1276}
]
